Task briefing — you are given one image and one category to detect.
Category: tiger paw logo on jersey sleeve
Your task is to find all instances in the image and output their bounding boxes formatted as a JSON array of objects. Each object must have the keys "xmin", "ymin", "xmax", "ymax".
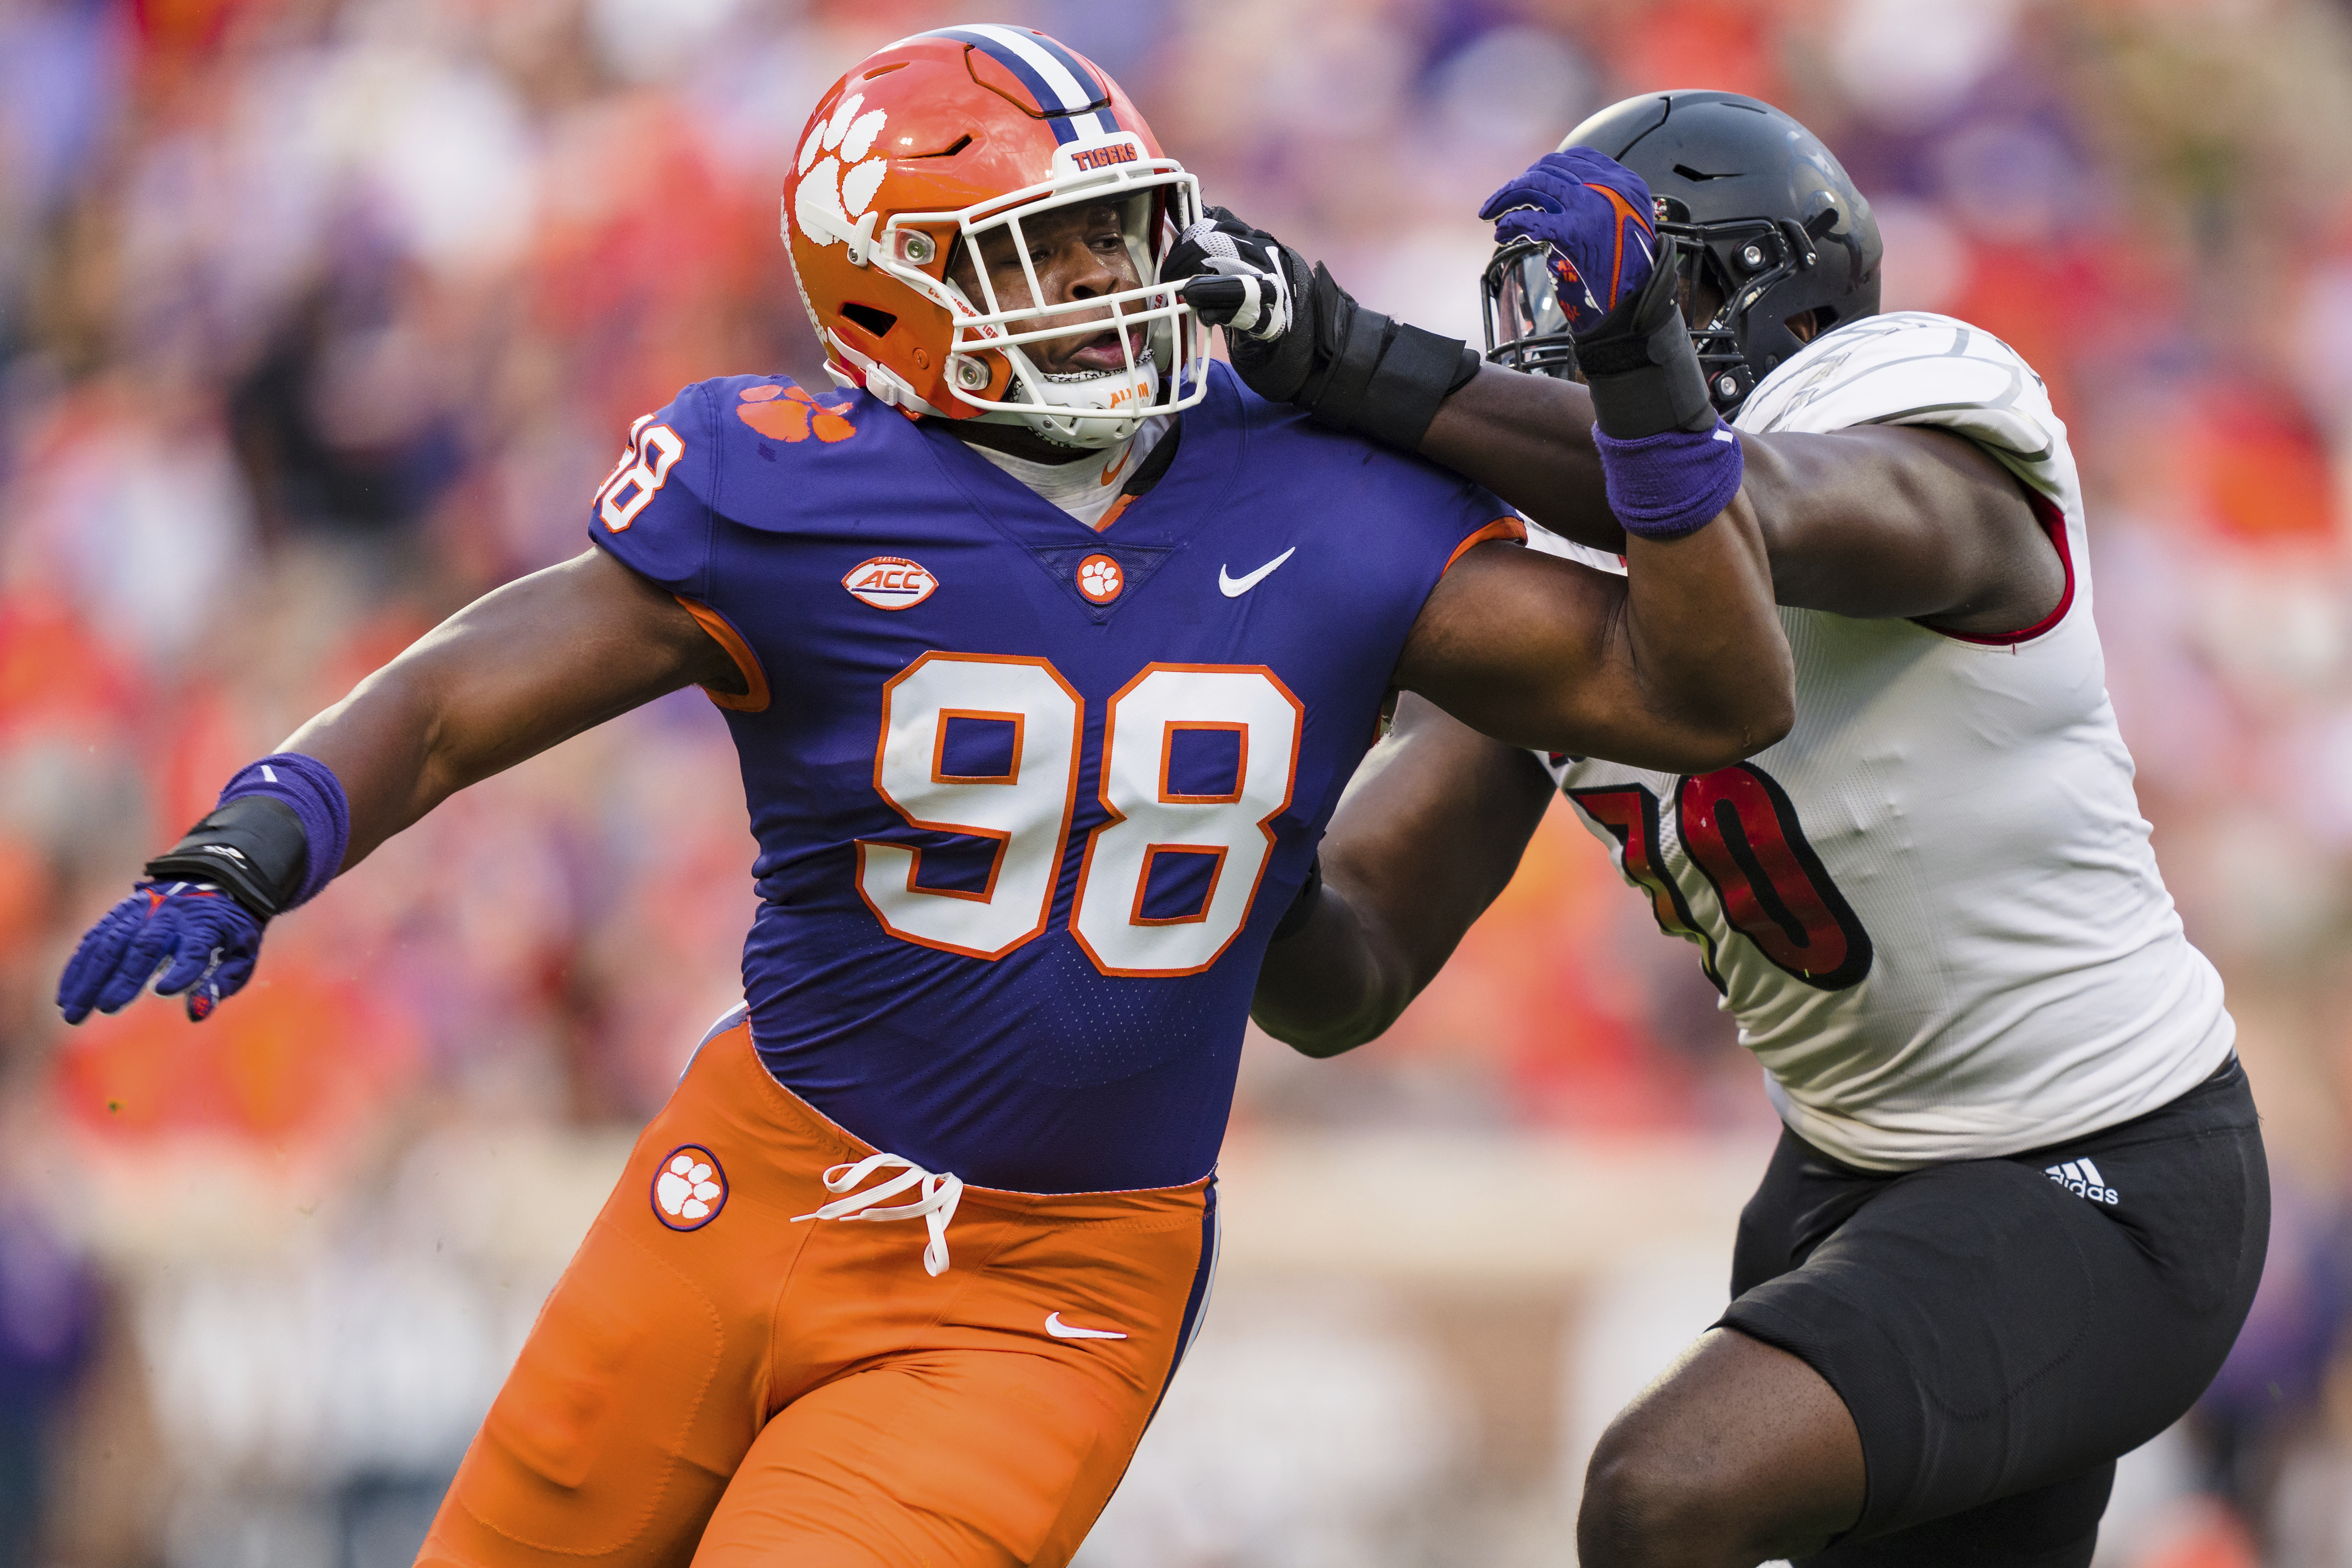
[
  {"xmin": 737, "ymin": 383, "xmax": 856, "ymax": 444},
  {"xmin": 1077, "ymin": 554, "xmax": 1123, "ymax": 604},
  {"xmin": 652, "ymin": 1145, "xmax": 728, "ymax": 1230}
]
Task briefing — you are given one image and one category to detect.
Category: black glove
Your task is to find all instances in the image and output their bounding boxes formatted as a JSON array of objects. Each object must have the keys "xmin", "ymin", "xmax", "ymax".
[
  {"xmin": 1165, "ymin": 207, "xmax": 1480, "ymax": 451},
  {"xmin": 1163, "ymin": 209, "xmax": 1299, "ymax": 343}
]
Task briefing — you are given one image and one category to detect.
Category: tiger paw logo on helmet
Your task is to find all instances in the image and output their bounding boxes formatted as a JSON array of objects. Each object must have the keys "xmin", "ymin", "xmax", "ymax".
[
  {"xmin": 738, "ymin": 383, "xmax": 855, "ymax": 444},
  {"xmin": 792, "ymin": 91, "xmax": 890, "ymax": 258},
  {"xmin": 778, "ymin": 26, "xmax": 1212, "ymax": 449},
  {"xmin": 653, "ymin": 1145, "xmax": 727, "ymax": 1231}
]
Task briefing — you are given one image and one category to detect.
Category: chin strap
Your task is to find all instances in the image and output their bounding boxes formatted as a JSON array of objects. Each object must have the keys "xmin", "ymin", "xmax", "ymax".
[{"xmin": 1003, "ymin": 353, "xmax": 1162, "ymax": 451}]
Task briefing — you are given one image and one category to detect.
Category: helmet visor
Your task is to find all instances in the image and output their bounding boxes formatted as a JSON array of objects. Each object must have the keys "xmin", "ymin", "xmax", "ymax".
[{"xmin": 1481, "ymin": 237, "xmax": 1579, "ymax": 380}]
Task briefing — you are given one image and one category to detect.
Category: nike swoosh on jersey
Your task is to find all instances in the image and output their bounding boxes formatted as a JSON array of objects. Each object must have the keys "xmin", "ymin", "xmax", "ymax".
[
  {"xmin": 1044, "ymin": 1311, "xmax": 1128, "ymax": 1340},
  {"xmin": 1218, "ymin": 547, "xmax": 1297, "ymax": 598}
]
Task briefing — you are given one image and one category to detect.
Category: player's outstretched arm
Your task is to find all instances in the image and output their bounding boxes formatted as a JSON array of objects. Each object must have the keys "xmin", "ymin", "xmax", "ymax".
[
  {"xmin": 1175, "ymin": 169, "xmax": 2063, "ymax": 637},
  {"xmin": 1164, "ymin": 190, "xmax": 1615, "ymax": 543},
  {"xmin": 285, "ymin": 548, "xmax": 738, "ymax": 867},
  {"xmin": 1398, "ymin": 499, "xmax": 1792, "ymax": 771},
  {"xmin": 1171, "ymin": 160, "xmax": 1795, "ymax": 767},
  {"xmin": 57, "ymin": 548, "xmax": 739, "ymax": 1024},
  {"xmin": 1418, "ymin": 366, "xmax": 1610, "ymax": 544},
  {"xmin": 1726, "ymin": 426, "xmax": 2063, "ymax": 633},
  {"xmin": 1251, "ymin": 697, "xmax": 1552, "ymax": 1055},
  {"xmin": 1421, "ymin": 378, "xmax": 2064, "ymax": 635}
]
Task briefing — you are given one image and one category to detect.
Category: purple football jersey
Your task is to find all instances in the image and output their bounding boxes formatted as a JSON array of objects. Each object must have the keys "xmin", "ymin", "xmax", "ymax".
[{"xmin": 592, "ymin": 363, "xmax": 1512, "ymax": 1191}]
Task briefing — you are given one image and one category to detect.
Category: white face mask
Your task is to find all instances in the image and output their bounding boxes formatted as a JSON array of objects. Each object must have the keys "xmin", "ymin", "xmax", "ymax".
[{"xmin": 849, "ymin": 135, "xmax": 1210, "ymax": 444}]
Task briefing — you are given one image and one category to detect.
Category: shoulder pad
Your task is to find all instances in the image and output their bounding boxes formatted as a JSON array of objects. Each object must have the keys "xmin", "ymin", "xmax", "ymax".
[{"xmin": 1737, "ymin": 313, "xmax": 2069, "ymax": 491}]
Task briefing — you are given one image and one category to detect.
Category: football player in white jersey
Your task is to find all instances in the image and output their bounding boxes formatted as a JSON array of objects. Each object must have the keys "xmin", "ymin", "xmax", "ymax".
[{"xmin": 1183, "ymin": 92, "xmax": 2268, "ymax": 1568}]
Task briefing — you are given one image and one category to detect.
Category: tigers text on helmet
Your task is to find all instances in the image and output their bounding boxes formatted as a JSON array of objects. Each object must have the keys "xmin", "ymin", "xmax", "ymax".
[
  {"xmin": 783, "ymin": 24, "xmax": 1208, "ymax": 450},
  {"xmin": 1484, "ymin": 91, "xmax": 1882, "ymax": 415}
]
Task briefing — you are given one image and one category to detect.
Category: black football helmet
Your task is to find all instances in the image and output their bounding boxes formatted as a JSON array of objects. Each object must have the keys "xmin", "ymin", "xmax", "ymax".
[{"xmin": 1483, "ymin": 91, "xmax": 1883, "ymax": 414}]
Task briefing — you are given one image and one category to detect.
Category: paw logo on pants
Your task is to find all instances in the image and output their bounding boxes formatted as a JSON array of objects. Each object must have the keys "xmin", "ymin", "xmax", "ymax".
[{"xmin": 652, "ymin": 1145, "xmax": 728, "ymax": 1231}]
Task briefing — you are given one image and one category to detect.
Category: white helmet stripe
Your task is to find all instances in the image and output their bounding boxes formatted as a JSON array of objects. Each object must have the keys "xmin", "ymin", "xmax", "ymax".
[{"xmin": 957, "ymin": 23, "xmax": 1114, "ymax": 140}]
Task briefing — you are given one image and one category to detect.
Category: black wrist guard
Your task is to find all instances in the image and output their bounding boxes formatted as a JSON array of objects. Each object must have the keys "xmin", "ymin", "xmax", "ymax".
[
  {"xmin": 1302, "ymin": 287, "xmax": 1482, "ymax": 449},
  {"xmin": 1573, "ymin": 236, "xmax": 1717, "ymax": 439},
  {"xmin": 1239, "ymin": 261, "xmax": 1481, "ymax": 451},
  {"xmin": 1270, "ymin": 855, "xmax": 1324, "ymax": 945},
  {"xmin": 144, "ymin": 796, "xmax": 309, "ymax": 919}
]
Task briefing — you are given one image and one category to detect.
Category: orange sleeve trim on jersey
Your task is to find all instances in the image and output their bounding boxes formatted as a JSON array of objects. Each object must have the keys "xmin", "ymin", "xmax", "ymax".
[
  {"xmin": 676, "ymin": 597, "xmax": 772, "ymax": 713},
  {"xmin": 1443, "ymin": 517, "xmax": 1528, "ymax": 575}
]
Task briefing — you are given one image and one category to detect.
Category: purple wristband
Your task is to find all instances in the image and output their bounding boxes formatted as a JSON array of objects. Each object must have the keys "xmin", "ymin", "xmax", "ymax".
[
  {"xmin": 1594, "ymin": 421, "xmax": 1745, "ymax": 540},
  {"xmin": 219, "ymin": 753, "xmax": 351, "ymax": 910}
]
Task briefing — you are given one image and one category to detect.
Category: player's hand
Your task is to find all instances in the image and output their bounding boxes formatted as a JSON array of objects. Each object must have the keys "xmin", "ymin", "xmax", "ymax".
[
  {"xmin": 1164, "ymin": 205, "xmax": 1470, "ymax": 447},
  {"xmin": 57, "ymin": 881, "xmax": 265, "ymax": 1024},
  {"xmin": 1480, "ymin": 150, "xmax": 1658, "ymax": 335},
  {"xmin": 1164, "ymin": 207, "xmax": 1353, "ymax": 405},
  {"xmin": 1164, "ymin": 207, "xmax": 1301, "ymax": 342}
]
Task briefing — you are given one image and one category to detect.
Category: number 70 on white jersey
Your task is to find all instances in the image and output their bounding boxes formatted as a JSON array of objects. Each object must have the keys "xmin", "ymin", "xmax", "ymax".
[{"xmin": 857, "ymin": 653, "xmax": 1304, "ymax": 978}]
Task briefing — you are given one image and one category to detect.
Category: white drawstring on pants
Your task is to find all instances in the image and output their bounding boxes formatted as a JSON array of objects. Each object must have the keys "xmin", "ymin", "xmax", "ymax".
[{"xmin": 790, "ymin": 1152, "xmax": 965, "ymax": 1276}]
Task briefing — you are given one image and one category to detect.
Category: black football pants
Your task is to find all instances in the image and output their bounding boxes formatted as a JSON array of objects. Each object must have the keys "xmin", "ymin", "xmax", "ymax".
[{"xmin": 1716, "ymin": 1058, "xmax": 2266, "ymax": 1566}]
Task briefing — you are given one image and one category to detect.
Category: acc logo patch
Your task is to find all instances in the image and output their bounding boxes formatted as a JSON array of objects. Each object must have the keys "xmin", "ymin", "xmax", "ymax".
[
  {"xmin": 1077, "ymin": 553, "xmax": 1123, "ymax": 604},
  {"xmin": 844, "ymin": 555, "xmax": 938, "ymax": 610},
  {"xmin": 738, "ymin": 384, "xmax": 855, "ymax": 444},
  {"xmin": 653, "ymin": 1145, "xmax": 727, "ymax": 1231}
]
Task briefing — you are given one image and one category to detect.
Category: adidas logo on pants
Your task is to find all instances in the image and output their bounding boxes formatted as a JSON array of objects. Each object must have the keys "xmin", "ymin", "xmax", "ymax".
[{"xmin": 2046, "ymin": 1156, "xmax": 2119, "ymax": 1205}]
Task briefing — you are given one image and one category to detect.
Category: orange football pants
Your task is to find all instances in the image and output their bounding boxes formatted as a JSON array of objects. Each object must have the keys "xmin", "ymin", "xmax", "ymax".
[{"xmin": 417, "ymin": 1019, "xmax": 1218, "ymax": 1568}]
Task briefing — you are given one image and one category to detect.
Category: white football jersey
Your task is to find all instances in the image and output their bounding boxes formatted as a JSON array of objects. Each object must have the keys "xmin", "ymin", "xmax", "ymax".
[{"xmin": 1535, "ymin": 311, "xmax": 2233, "ymax": 1170}]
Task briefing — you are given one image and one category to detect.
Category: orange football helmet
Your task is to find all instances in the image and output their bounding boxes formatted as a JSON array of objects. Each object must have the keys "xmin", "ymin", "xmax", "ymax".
[{"xmin": 783, "ymin": 25, "xmax": 1208, "ymax": 450}]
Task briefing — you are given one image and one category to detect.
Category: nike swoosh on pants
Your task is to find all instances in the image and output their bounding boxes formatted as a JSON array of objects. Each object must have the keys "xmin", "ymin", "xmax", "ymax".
[{"xmin": 1045, "ymin": 1312, "xmax": 1127, "ymax": 1340}]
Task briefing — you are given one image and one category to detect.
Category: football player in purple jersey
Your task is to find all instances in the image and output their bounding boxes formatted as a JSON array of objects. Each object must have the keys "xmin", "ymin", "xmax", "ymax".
[
  {"xmin": 52, "ymin": 32, "xmax": 1794, "ymax": 1568},
  {"xmin": 1203, "ymin": 92, "xmax": 2264, "ymax": 1568}
]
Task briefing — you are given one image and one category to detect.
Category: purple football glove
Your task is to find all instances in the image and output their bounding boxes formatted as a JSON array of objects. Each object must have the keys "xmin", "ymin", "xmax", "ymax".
[
  {"xmin": 57, "ymin": 881, "xmax": 264, "ymax": 1025},
  {"xmin": 1479, "ymin": 149, "xmax": 1659, "ymax": 334}
]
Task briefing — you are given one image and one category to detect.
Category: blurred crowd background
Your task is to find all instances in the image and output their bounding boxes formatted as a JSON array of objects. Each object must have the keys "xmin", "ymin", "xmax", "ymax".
[{"xmin": 3, "ymin": 0, "xmax": 2352, "ymax": 1562}]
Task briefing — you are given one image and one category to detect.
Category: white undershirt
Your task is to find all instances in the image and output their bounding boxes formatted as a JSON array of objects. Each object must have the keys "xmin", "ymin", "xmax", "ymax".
[{"xmin": 963, "ymin": 417, "xmax": 1169, "ymax": 531}]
